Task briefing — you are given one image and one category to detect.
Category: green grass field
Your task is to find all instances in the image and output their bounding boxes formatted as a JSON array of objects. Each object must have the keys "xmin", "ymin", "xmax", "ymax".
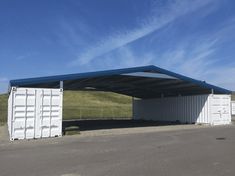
[
  {"xmin": 0, "ymin": 94, "xmax": 8, "ymax": 125},
  {"xmin": 232, "ymin": 93, "xmax": 235, "ymax": 101},
  {"xmin": 0, "ymin": 91, "xmax": 132, "ymax": 125},
  {"xmin": 63, "ymin": 91, "xmax": 132, "ymax": 120}
]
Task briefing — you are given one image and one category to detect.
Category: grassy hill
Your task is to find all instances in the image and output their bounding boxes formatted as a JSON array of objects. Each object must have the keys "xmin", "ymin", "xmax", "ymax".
[
  {"xmin": 0, "ymin": 94, "xmax": 8, "ymax": 125},
  {"xmin": 0, "ymin": 91, "xmax": 132, "ymax": 125},
  {"xmin": 232, "ymin": 92, "xmax": 235, "ymax": 101},
  {"xmin": 63, "ymin": 91, "xmax": 132, "ymax": 120}
]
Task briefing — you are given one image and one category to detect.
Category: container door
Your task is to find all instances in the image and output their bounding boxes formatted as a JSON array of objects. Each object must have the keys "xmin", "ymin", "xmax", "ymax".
[
  {"xmin": 231, "ymin": 101, "xmax": 235, "ymax": 115},
  {"xmin": 211, "ymin": 95, "xmax": 231, "ymax": 125},
  {"xmin": 38, "ymin": 89, "xmax": 62, "ymax": 138},
  {"xmin": 12, "ymin": 88, "xmax": 37, "ymax": 140},
  {"xmin": 50, "ymin": 89, "xmax": 62, "ymax": 137}
]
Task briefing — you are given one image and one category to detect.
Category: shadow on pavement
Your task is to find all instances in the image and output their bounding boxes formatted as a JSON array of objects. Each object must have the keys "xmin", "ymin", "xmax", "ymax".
[{"xmin": 62, "ymin": 119, "xmax": 182, "ymax": 135}]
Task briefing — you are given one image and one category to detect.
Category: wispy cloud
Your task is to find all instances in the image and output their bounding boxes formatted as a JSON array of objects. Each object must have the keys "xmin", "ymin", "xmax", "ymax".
[
  {"xmin": 15, "ymin": 53, "xmax": 34, "ymax": 61},
  {"xmin": 0, "ymin": 77, "xmax": 9, "ymax": 94},
  {"xmin": 55, "ymin": 19, "xmax": 91, "ymax": 51},
  {"xmin": 159, "ymin": 39, "xmax": 218, "ymax": 76},
  {"xmin": 100, "ymin": 22, "xmax": 235, "ymax": 90},
  {"xmin": 0, "ymin": 77, "xmax": 8, "ymax": 82},
  {"xmin": 69, "ymin": 0, "xmax": 214, "ymax": 66},
  {"xmin": 156, "ymin": 36, "xmax": 235, "ymax": 90},
  {"xmin": 206, "ymin": 67, "xmax": 235, "ymax": 90},
  {"xmin": 94, "ymin": 46, "xmax": 155, "ymax": 69}
]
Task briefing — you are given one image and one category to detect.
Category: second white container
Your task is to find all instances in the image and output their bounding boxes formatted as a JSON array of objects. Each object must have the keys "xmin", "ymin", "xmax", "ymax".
[{"xmin": 133, "ymin": 94, "xmax": 231, "ymax": 125}]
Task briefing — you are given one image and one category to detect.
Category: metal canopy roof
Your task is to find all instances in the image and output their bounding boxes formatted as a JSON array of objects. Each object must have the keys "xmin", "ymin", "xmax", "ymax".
[{"xmin": 10, "ymin": 65, "xmax": 231, "ymax": 99}]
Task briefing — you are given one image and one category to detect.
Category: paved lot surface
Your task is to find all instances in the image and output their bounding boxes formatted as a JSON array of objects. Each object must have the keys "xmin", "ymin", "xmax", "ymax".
[{"xmin": 0, "ymin": 125, "xmax": 235, "ymax": 176}]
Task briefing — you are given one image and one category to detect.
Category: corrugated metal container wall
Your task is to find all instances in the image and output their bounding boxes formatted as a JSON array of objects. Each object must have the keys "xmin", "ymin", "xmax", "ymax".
[
  {"xmin": 8, "ymin": 87, "xmax": 63, "ymax": 140},
  {"xmin": 231, "ymin": 101, "xmax": 235, "ymax": 115},
  {"xmin": 133, "ymin": 94, "xmax": 231, "ymax": 125}
]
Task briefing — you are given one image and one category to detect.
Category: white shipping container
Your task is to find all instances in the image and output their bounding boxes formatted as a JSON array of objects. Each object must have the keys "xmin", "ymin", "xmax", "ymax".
[
  {"xmin": 8, "ymin": 87, "xmax": 63, "ymax": 140},
  {"xmin": 133, "ymin": 94, "xmax": 231, "ymax": 125},
  {"xmin": 231, "ymin": 101, "xmax": 235, "ymax": 115}
]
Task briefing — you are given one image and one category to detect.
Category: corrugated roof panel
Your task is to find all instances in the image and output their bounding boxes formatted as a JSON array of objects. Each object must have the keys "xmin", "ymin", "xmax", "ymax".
[{"xmin": 9, "ymin": 65, "xmax": 231, "ymax": 98}]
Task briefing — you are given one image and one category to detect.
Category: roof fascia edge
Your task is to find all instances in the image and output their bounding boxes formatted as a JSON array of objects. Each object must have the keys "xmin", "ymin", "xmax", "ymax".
[{"xmin": 10, "ymin": 65, "xmax": 156, "ymax": 87}]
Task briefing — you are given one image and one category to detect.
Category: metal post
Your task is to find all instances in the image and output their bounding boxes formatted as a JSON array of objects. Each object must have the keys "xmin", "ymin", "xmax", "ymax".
[
  {"xmin": 60, "ymin": 81, "xmax": 63, "ymax": 90},
  {"xmin": 8, "ymin": 84, "xmax": 12, "ymax": 94},
  {"xmin": 132, "ymin": 97, "xmax": 135, "ymax": 120}
]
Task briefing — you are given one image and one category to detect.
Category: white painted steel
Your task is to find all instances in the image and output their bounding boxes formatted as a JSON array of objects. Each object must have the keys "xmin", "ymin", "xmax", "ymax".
[
  {"xmin": 133, "ymin": 94, "xmax": 231, "ymax": 125},
  {"xmin": 210, "ymin": 95, "xmax": 231, "ymax": 125},
  {"xmin": 231, "ymin": 101, "xmax": 235, "ymax": 115},
  {"xmin": 8, "ymin": 87, "xmax": 63, "ymax": 140}
]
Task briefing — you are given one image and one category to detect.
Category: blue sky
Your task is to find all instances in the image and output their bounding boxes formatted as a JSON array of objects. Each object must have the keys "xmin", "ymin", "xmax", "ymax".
[{"xmin": 0, "ymin": 0, "xmax": 235, "ymax": 93}]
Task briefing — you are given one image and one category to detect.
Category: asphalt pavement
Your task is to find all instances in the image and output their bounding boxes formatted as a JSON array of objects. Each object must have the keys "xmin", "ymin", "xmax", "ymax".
[{"xmin": 0, "ymin": 125, "xmax": 235, "ymax": 176}]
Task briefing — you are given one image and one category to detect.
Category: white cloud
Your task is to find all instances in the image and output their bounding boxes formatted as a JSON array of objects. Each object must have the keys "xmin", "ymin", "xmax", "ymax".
[
  {"xmin": 156, "ymin": 38, "xmax": 235, "ymax": 90},
  {"xmin": 0, "ymin": 77, "xmax": 9, "ymax": 94},
  {"xmin": 54, "ymin": 17, "xmax": 95, "ymax": 53},
  {"xmin": 89, "ymin": 24, "xmax": 235, "ymax": 90},
  {"xmin": 55, "ymin": 0, "xmax": 234, "ymax": 90},
  {"xmin": 15, "ymin": 53, "xmax": 33, "ymax": 61},
  {"xmin": 101, "ymin": 46, "xmax": 155, "ymax": 69},
  {"xmin": 69, "ymin": 0, "xmax": 214, "ymax": 66},
  {"xmin": 206, "ymin": 67, "xmax": 235, "ymax": 90},
  {"xmin": 0, "ymin": 77, "xmax": 8, "ymax": 82}
]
